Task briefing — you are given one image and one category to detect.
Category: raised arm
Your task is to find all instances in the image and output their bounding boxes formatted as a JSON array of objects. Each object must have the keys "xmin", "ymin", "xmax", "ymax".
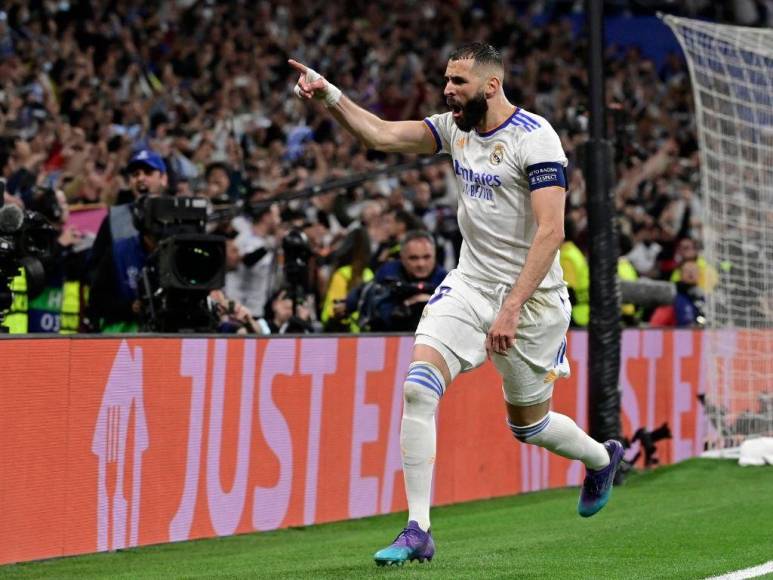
[{"xmin": 289, "ymin": 59, "xmax": 436, "ymax": 155}]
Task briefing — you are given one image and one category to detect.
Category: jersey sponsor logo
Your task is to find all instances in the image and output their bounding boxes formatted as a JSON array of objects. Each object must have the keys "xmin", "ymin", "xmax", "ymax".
[
  {"xmin": 462, "ymin": 183, "xmax": 494, "ymax": 201},
  {"xmin": 453, "ymin": 160, "xmax": 502, "ymax": 186},
  {"xmin": 453, "ymin": 160, "xmax": 500, "ymax": 201},
  {"xmin": 489, "ymin": 142, "xmax": 505, "ymax": 165}
]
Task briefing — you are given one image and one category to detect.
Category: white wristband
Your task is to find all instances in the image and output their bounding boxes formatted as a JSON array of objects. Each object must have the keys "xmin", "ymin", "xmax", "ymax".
[{"xmin": 294, "ymin": 66, "xmax": 342, "ymax": 108}]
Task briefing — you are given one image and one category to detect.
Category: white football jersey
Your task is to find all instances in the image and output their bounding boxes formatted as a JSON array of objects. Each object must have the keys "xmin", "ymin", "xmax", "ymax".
[{"xmin": 424, "ymin": 107, "xmax": 567, "ymax": 290}]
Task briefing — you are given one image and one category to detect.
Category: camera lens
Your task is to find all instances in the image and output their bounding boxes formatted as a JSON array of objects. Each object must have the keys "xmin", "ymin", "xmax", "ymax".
[{"xmin": 174, "ymin": 242, "xmax": 223, "ymax": 286}]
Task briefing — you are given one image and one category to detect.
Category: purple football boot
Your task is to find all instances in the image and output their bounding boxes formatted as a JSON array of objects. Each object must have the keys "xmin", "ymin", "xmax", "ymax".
[
  {"xmin": 373, "ymin": 520, "xmax": 435, "ymax": 566},
  {"xmin": 578, "ymin": 440, "xmax": 625, "ymax": 518}
]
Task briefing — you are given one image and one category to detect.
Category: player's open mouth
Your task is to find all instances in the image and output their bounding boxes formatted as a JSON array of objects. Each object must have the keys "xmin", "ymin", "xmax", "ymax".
[{"xmin": 450, "ymin": 104, "xmax": 462, "ymax": 118}]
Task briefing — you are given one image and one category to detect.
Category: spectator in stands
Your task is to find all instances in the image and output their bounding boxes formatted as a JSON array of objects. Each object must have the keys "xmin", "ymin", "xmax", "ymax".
[
  {"xmin": 560, "ymin": 219, "xmax": 590, "ymax": 327},
  {"xmin": 305, "ymin": 190, "xmax": 347, "ymax": 243},
  {"xmin": 673, "ymin": 259, "xmax": 706, "ymax": 326},
  {"xmin": 626, "ymin": 221, "xmax": 662, "ymax": 278},
  {"xmin": 321, "ymin": 227, "xmax": 374, "ymax": 332},
  {"xmin": 230, "ymin": 203, "xmax": 279, "ymax": 316},
  {"xmin": 670, "ymin": 236, "xmax": 718, "ymax": 292},
  {"xmin": 371, "ymin": 208, "xmax": 423, "ymax": 270},
  {"xmin": 204, "ymin": 161, "xmax": 234, "ymax": 203},
  {"xmin": 618, "ymin": 233, "xmax": 640, "ymax": 326},
  {"xmin": 649, "ymin": 258, "xmax": 706, "ymax": 327},
  {"xmin": 222, "ymin": 228, "xmax": 242, "ymax": 299}
]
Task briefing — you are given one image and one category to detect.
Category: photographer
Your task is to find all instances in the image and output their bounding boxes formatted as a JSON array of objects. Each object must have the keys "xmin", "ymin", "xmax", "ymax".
[
  {"xmin": 255, "ymin": 286, "xmax": 314, "ymax": 335},
  {"xmin": 208, "ymin": 289, "xmax": 259, "ymax": 334},
  {"xmin": 26, "ymin": 187, "xmax": 91, "ymax": 333},
  {"xmin": 349, "ymin": 230, "xmax": 447, "ymax": 332}
]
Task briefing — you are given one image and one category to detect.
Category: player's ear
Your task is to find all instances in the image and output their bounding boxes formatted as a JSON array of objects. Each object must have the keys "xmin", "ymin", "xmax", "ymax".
[{"xmin": 485, "ymin": 75, "xmax": 500, "ymax": 99}]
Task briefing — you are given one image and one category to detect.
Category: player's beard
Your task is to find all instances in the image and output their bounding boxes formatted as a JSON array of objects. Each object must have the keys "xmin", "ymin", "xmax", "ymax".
[{"xmin": 453, "ymin": 90, "xmax": 488, "ymax": 132}]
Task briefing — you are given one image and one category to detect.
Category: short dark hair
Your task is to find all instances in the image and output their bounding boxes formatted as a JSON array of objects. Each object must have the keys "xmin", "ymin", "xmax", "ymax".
[
  {"xmin": 205, "ymin": 161, "xmax": 231, "ymax": 180},
  {"xmin": 394, "ymin": 208, "xmax": 423, "ymax": 231},
  {"xmin": 449, "ymin": 42, "xmax": 503, "ymax": 69},
  {"xmin": 401, "ymin": 230, "xmax": 435, "ymax": 249}
]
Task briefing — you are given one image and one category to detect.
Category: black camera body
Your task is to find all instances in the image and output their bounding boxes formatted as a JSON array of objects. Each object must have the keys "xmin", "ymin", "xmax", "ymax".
[
  {"xmin": 282, "ymin": 228, "xmax": 312, "ymax": 294},
  {"xmin": 135, "ymin": 196, "xmax": 225, "ymax": 332},
  {"xmin": 0, "ymin": 181, "xmax": 57, "ymax": 330},
  {"xmin": 382, "ymin": 278, "xmax": 436, "ymax": 300}
]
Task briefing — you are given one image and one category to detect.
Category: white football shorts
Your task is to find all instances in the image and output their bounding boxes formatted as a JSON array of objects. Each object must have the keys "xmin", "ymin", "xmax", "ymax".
[{"xmin": 415, "ymin": 269, "xmax": 571, "ymax": 406}]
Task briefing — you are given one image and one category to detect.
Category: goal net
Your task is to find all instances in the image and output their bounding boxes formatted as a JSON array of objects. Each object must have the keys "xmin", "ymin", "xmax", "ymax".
[{"xmin": 663, "ymin": 16, "xmax": 773, "ymax": 452}]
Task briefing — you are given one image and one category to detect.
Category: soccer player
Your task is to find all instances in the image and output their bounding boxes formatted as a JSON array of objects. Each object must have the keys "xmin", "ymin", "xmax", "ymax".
[{"xmin": 290, "ymin": 42, "xmax": 624, "ymax": 566}]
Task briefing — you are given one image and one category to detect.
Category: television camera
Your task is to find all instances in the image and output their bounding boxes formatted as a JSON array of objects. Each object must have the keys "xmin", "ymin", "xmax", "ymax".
[
  {"xmin": 0, "ymin": 180, "xmax": 57, "ymax": 332},
  {"xmin": 134, "ymin": 195, "xmax": 226, "ymax": 332}
]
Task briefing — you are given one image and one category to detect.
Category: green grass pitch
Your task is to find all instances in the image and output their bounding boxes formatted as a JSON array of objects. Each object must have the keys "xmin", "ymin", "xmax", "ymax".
[{"xmin": 2, "ymin": 459, "xmax": 771, "ymax": 579}]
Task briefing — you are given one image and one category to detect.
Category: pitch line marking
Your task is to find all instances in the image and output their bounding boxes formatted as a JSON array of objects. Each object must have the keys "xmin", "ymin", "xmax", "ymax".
[{"xmin": 705, "ymin": 560, "xmax": 773, "ymax": 580}]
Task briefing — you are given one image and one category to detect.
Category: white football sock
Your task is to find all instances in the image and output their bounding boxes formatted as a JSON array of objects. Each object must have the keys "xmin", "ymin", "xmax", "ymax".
[
  {"xmin": 508, "ymin": 412, "xmax": 610, "ymax": 470},
  {"xmin": 401, "ymin": 362, "xmax": 445, "ymax": 532}
]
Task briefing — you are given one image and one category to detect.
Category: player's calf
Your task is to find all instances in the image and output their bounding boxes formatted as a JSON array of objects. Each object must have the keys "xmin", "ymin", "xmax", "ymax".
[
  {"xmin": 507, "ymin": 412, "xmax": 624, "ymax": 517},
  {"xmin": 506, "ymin": 411, "xmax": 610, "ymax": 469}
]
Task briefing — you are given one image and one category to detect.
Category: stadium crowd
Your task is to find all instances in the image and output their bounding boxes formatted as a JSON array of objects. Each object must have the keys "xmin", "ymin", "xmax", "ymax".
[{"xmin": 0, "ymin": 0, "xmax": 765, "ymax": 334}]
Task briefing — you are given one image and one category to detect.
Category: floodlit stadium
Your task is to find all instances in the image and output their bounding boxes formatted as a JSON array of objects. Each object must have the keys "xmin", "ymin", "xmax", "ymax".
[{"xmin": 0, "ymin": 1, "xmax": 770, "ymax": 578}]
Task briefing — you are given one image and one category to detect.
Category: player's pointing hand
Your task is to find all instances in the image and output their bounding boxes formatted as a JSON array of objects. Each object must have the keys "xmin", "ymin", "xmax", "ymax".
[{"xmin": 289, "ymin": 59, "xmax": 342, "ymax": 107}]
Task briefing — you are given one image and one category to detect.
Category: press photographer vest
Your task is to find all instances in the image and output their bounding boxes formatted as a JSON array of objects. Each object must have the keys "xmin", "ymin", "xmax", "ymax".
[
  {"xmin": 26, "ymin": 280, "xmax": 80, "ymax": 333},
  {"xmin": 2, "ymin": 268, "xmax": 27, "ymax": 334},
  {"xmin": 618, "ymin": 257, "xmax": 639, "ymax": 319},
  {"xmin": 559, "ymin": 241, "xmax": 589, "ymax": 327},
  {"xmin": 60, "ymin": 281, "xmax": 81, "ymax": 334},
  {"xmin": 28, "ymin": 285, "xmax": 63, "ymax": 333}
]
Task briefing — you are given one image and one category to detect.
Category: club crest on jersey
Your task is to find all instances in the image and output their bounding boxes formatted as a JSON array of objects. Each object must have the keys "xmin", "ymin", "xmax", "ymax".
[{"xmin": 490, "ymin": 142, "xmax": 506, "ymax": 166}]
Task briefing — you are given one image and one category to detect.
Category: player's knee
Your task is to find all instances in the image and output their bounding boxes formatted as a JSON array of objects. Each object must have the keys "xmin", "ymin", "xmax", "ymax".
[
  {"xmin": 403, "ymin": 382, "xmax": 439, "ymax": 415},
  {"xmin": 403, "ymin": 362, "xmax": 445, "ymax": 414},
  {"xmin": 506, "ymin": 412, "xmax": 552, "ymax": 443}
]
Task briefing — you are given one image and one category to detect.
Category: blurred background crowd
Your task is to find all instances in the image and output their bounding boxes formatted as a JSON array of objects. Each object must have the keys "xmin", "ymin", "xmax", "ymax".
[{"xmin": 0, "ymin": 0, "xmax": 769, "ymax": 334}]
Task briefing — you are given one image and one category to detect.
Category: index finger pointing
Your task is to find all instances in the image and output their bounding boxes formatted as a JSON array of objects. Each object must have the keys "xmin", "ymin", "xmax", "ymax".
[{"xmin": 288, "ymin": 59, "xmax": 308, "ymax": 74}]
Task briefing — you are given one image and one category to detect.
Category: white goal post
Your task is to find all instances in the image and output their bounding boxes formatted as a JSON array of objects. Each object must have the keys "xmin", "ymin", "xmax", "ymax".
[{"xmin": 662, "ymin": 16, "xmax": 773, "ymax": 453}]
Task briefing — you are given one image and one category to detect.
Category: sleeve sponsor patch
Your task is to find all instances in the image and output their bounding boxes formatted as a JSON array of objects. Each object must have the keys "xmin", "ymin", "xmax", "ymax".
[{"xmin": 526, "ymin": 162, "xmax": 567, "ymax": 191}]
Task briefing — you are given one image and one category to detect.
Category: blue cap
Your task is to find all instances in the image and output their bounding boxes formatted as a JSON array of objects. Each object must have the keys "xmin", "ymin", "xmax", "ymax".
[{"xmin": 127, "ymin": 149, "xmax": 166, "ymax": 174}]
